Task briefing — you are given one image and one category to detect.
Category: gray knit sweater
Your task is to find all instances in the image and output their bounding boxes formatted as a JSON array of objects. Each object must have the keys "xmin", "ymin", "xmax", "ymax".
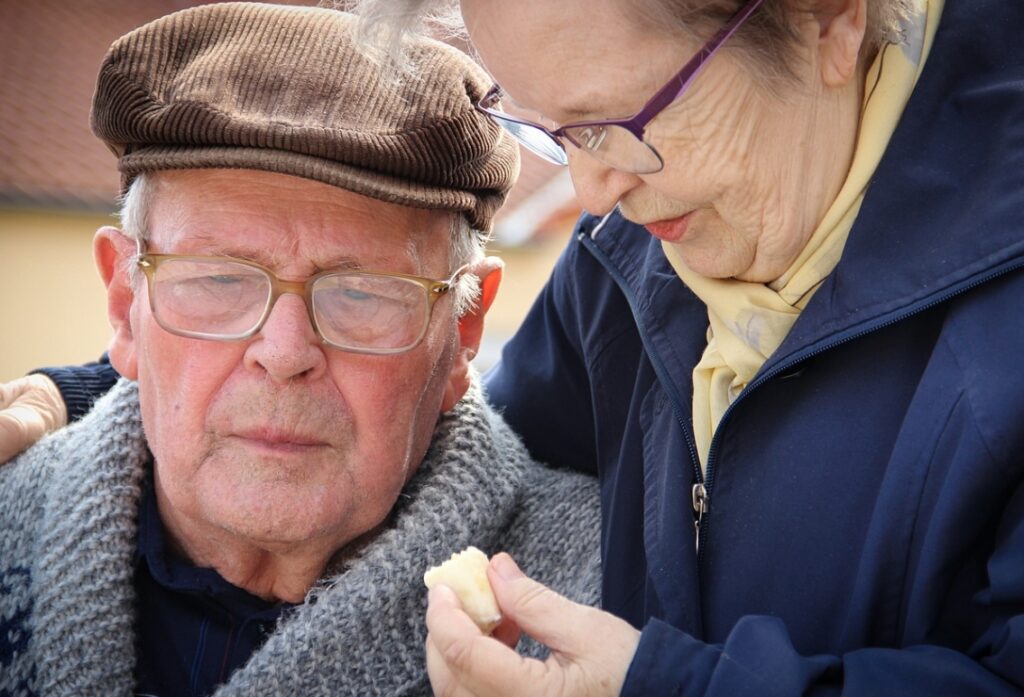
[{"xmin": 0, "ymin": 379, "xmax": 601, "ymax": 697}]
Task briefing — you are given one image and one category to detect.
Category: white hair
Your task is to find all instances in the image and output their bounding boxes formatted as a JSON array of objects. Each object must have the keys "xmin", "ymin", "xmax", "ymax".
[
  {"xmin": 118, "ymin": 172, "xmax": 486, "ymax": 317},
  {"xmin": 446, "ymin": 213, "xmax": 487, "ymax": 318}
]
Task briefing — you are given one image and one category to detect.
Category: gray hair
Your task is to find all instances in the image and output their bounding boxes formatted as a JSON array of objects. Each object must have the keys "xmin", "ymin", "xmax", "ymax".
[
  {"xmin": 345, "ymin": 0, "xmax": 918, "ymax": 86},
  {"xmin": 118, "ymin": 172, "xmax": 486, "ymax": 317}
]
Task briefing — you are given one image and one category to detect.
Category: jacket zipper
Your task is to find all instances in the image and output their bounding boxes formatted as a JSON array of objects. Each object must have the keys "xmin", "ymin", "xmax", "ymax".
[
  {"xmin": 577, "ymin": 225, "xmax": 703, "ymax": 484},
  {"xmin": 691, "ymin": 482, "xmax": 708, "ymax": 553},
  {"xmin": 580, "ymin": 219, "xmax": 1024, "ymax": 562},
  {"xmin": 579, "ymin": 229, "xmax": 710, "ymax": 556}
]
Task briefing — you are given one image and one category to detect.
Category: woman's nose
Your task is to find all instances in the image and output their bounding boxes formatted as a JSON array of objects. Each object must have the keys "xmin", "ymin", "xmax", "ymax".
[{"xmin": 566, "ymin": 146, "xmax": 644, "ymax": 216}]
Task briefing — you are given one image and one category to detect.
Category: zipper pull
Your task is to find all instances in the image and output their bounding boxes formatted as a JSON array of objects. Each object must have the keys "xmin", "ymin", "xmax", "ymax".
[{"xmin": 692, "ymin": 483, "xmax": 708, "ymax": 554}]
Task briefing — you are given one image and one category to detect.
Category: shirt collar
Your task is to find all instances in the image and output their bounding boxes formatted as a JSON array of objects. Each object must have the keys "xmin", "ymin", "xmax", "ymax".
[{"xmin": 135, "ymin": 476, "xmax": 293, "ymax": 621}]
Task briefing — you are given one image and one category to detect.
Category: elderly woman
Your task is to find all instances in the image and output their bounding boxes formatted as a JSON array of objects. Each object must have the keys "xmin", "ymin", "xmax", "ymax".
[
  {"xmin": 349, "ymin": 0, "xmax": 1024, "ymax": 695},
  {"xmin": 3, "ymin": 0, "xmax": 1022, "ymax": 694}
]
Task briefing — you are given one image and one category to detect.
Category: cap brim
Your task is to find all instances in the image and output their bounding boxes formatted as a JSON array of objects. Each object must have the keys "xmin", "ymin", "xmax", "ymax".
[{"xmin": 119, "ymin": 146, "xmax": 498, "ymax": 232}]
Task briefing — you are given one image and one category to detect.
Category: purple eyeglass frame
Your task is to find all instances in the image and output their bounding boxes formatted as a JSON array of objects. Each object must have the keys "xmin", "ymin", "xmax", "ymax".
[{"xmin": 476, "ymin": 0, "xmax": 766, "ymax": 167}]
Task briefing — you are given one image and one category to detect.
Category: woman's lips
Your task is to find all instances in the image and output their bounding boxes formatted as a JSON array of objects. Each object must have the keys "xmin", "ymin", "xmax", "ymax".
[{"xmin": 644, "ymin": 211, "xmax": 694, "ymax": 242}]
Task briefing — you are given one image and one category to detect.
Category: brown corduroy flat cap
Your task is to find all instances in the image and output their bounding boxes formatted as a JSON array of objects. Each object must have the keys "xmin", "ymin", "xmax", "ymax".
[{"xmin": 91, "ymin": 2, "xmax": 519, "ymax": 232}]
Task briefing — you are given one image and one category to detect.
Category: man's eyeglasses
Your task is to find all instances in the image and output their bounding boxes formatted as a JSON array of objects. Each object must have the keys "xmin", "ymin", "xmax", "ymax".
[
  {"xmin": 474, "ymin": 0, "xmax": 765, "ymax": 174},
  {"xmin": 135, "ymin": 242, "xmax": 467, "ymax": 355}
]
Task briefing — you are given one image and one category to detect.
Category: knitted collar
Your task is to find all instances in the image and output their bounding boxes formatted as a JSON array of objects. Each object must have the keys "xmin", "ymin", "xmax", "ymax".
[{"xmin": 31, "ymin": 378, "xmax": 529, "ymax": 696}]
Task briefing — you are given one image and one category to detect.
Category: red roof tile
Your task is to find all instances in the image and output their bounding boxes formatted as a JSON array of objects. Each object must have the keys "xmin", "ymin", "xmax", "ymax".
[{"xmin": 1, "ymin": 1, "xmax": 195, "ymax": 208}]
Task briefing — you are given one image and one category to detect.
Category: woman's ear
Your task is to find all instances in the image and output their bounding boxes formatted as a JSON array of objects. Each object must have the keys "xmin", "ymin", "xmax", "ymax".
[
  {"xmin": 440, "ymin": 256, "xmax": 504, "ymax": 412},
  {"xmin": 817, "ymin": 0, "xmax": 868, "ymax": 87},
  {"xmin": 94, "ymin": 227, "xmax": 139, "ymax": 379}
]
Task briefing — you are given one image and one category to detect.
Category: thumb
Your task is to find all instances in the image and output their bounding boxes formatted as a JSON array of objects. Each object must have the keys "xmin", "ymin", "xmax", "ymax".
[{"xmin": 487, "ymin": 553, "xmax": 592, "ymax": 656}]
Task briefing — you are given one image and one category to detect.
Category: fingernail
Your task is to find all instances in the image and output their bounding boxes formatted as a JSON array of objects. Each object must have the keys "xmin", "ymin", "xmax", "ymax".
[{"xmin": 492, "ymin": 553, "xmax": 523, "ymax": 581}]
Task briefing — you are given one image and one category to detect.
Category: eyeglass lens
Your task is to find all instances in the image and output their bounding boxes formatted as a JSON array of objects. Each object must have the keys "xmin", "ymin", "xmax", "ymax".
[
  {"xmin": 149, "ymin": 258, "xmax": 431, "ymax": 352},
  {"xmin": 561, "ymin": 124, "xmax": 664, "ymax": 174},
  {"xmin": 489, "ymin": 112, "xmax": 568, "ymax": 165},
  {"xmin": 312, "ymin": 273, "xmax": 426, "ymax": 350},
  {"xmin": 488, "ymin": 111, "xmax": 664, "ymax": 174},
  {"xmin": 152, "ymin": 258, "xmax": 269, "ymax": 337}
]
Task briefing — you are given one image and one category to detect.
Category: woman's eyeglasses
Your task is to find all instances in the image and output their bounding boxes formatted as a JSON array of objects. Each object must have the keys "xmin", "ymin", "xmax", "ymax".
[{"xmin": 474, "ymin": 0, "xmax": 765, "ymax": 174}]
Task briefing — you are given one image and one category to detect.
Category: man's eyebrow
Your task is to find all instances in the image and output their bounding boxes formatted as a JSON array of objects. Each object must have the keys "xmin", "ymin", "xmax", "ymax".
[
  {"xmin": 179, "ymin": 235, "xmax": 365, "ymax": 271},
  {"xmin": 315, "ymin": 256, "xmax": 363, "ymax": 272},
  {"xmin": 254, "ymin": 253, "xmax": 366, "ymax": 273}
]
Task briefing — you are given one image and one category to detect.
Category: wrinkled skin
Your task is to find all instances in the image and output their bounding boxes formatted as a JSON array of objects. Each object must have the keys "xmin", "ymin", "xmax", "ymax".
[{"xmin": 98, "ymin": 168, "xmax": 500, "ymax": 602}]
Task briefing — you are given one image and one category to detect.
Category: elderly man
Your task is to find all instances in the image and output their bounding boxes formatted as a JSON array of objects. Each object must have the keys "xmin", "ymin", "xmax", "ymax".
[{"xmin": 0, "ymin": 4, "xmax": 600, "ymax": 696}]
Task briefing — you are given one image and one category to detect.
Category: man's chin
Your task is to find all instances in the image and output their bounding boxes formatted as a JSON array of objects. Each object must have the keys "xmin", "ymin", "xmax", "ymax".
[
  {"xmin": 190, "ymin": 456, "xmax": 347, "ymax": 533},
  {"xmin": 199, "ymin": 491, "xmax": 347, "ymax": 549}
]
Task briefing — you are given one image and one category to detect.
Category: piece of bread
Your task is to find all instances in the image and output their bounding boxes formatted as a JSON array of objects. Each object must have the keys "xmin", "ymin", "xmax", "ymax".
[{"xmin": 423, "ymin": 546, "xmax": 502, "ymax": 633}]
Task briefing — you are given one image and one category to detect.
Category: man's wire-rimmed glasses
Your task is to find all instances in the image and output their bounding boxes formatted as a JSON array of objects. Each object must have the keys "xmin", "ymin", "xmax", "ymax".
[
  {"xmin": 474, "ymin": 0, "xmax": 765, "ymax": 174},
  {"xmin": 135, "ymin": 241, "xmax": 468, "ymax": 355}
]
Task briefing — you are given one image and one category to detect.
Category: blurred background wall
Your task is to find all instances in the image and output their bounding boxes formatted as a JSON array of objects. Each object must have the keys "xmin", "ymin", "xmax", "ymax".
[{"xmin": 0, "ymin": 0, "xmax": 581, "ymax": 382}]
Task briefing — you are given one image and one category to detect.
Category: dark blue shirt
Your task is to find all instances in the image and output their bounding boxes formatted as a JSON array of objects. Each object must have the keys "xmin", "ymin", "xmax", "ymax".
[{"xmin": 134, "ymin": 482, "xmax": 293, "ymax": 697}]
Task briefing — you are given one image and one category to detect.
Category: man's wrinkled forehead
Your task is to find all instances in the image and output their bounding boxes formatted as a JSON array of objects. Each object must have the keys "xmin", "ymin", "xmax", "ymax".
[{"xmin": 145, "ymin": 169, "xmax": 453, "ymax": 274}]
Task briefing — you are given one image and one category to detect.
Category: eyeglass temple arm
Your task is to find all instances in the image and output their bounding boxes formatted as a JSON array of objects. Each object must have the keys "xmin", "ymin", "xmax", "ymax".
[
  {"xmin": 630, "ymin": 0, "xmax": 766, "ymax": 132},
  {"xmin": 438, "ymin": 263, "xmax": 472, "ymax": 292}
]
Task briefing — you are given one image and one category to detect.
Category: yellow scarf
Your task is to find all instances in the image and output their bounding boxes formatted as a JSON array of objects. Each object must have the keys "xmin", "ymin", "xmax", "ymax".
[{"xmin": 663, "ymin": 0, "xmax": 943, "ymax": 472}]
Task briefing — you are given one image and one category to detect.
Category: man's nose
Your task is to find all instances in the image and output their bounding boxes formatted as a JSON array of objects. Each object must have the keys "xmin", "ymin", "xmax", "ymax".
[
  {"xmin": 566, "ymin": 147, "xmax": 644, "ymax": 216},
  {"xmin": 243, "ymin": 293, "xmax": 327, "ymax": 383}
]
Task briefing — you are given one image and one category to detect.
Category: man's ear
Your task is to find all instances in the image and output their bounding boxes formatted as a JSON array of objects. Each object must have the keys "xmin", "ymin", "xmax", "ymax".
[
  {"xmin": 94, "ymin": 227, "xmax": 139, "ymax": 380},
  {"xmin": 440, "ymin": 256, "xmax": 503, "ymax": 412},
  {"xmin": 816, "ymin": 0, "xmax": 868, "ymax": 88}
]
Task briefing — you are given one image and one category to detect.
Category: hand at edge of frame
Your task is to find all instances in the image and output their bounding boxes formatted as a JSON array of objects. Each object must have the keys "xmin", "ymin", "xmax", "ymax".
[
  {"xmin": 0, "ymin": 373, "xmax": 67, "ymax": 463},
  {"xmin": 425, "ymin": 552, "xmax": 640, "ymax": 697}
]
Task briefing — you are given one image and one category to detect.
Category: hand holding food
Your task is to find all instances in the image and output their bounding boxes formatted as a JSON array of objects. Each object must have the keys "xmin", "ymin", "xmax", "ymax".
[
  {"xmin": 424, "ymin": 546, "xmax": 502, "ymax": 634},
  {"xmin": 424, "ymin": 552, "xmax": 640, "ymax": 697}
]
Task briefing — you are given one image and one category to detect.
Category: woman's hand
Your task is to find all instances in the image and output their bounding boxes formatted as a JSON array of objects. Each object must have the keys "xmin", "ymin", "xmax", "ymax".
[
  {"xmin": 425, "ymin": 553, "xmax": 640, "ymax": 697},
  {"xmin": 0, "ymin": 374, "xmax": 67, "ymax": 463}
]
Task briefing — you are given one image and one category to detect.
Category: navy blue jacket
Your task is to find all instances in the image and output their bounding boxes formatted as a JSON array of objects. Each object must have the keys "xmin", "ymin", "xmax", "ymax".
[
  {"xmin": 34, "ymin": 354, "xmax": 118, "ymax": 423},
  {"xmin": 486, "ymin": 0, "xmax": 1024, "ymax": 693}
]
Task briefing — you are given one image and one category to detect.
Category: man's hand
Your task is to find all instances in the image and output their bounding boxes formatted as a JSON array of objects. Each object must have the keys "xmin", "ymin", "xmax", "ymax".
[
  {"xmin": 0, "ymin": 374, "xmax": 67, "ymax": 463},
  {"xmin": 425, "ymin": 553, "xmax": 640, "ymax": 697}
]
